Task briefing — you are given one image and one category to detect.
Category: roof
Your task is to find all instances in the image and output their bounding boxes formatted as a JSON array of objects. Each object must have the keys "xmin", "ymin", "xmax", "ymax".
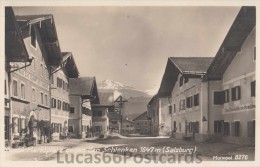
[
  {"xmin": 5, "ymin": 7, "xmax": 29, "ymax": 62},
  {"xmin": 206, "ymin": 6, "xmax": 256, "ymax": 80},
  {"xmin": 133, "ymin": 111, "xmax": 150, "ymax": 121},
  {"xmin": 123, "ymin": 119, "xmax": 134, "ymax": 124},
  {"xmin": 98, "ymin": 91, "xmax": 115, "ymax": 106},
  {"xmin": 157, "ymin": 57, "xmax": 213, "ymax": 97},
  {"xmin": 16, "ymin": 14, "xmax": 62, "ymax": 65},
  {"xmin": 147, "ymin": 95, "xmax": 158, "ymax": 107},
  {"xmin": 62, "ymin": 52, "xmax": 79, "ymax": 78},
  {"xmin": 170, "ymin": 57, "xmax": 213, "ymax": 75},
  {"xmin": 69, "ymin": 77, "xmax": 100, "ymax": 103}
]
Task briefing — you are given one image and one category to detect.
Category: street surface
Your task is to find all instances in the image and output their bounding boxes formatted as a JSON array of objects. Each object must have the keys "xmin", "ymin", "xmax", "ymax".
[{"xmin": 5, "ymin": 136, "xmax": 254, "ymax": 163}]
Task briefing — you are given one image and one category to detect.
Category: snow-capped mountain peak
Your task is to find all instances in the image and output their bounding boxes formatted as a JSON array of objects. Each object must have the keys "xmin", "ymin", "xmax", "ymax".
[
  {"xmin": 98, "ymin": 79, "xmax": 134, "ymax": 90},
  {"xmin": 98, "ymin": 79, "xmax": 151, "ymax": 98}
]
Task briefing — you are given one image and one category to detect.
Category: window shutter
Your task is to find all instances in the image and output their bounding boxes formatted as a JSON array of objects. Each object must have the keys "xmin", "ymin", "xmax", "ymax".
[
  {"xmin": 214, "ymin": 121, "xmax": 217, "ymax": 133},
  {"xmin": 251, "ymin": 81, "xmax": 256, "ymax": 97},
  {"xmin": 247, "ymin": 121, "xmax": 253, "ymax": 137},
  {"xmin": 231, "ymin": 122, "xmax": 235, "ymax": 136},
  {"xmin": 221, "ymin": 121, "xmax": 224, "ymax": 135},
  {"xmin": 237, "ymin": 86, "xmax": 241, "ymax": 100},
  {"xmin": 190, "ymin": 96, "xmax": 193, "ymax": 107},
  {"xmin": 18, "ymin": 118, "xmax": 21, "ymax": 133},
  {"xmin": 231, "ymin": 88, "xmax": 236, "ymax": 101}
]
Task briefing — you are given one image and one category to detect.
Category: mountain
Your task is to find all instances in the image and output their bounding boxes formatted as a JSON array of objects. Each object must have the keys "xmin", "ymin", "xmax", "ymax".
[
  {"xmin": 98, "ymin": 79, "xmax": 152, "ymax": 120},
  {"xmin": 98, "ymin": 79, "xmax": 151, "ymax": 99}
]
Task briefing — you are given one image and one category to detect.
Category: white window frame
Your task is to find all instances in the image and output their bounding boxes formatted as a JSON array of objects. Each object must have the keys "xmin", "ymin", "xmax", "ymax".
[
  {"xmin": 40, "ymin": 92, "xmax": 44, "ymax": 105},
  {"xmin": 45, "ymin": 94, "xmax": 48, "ymax": 106},
  {"xmin": 20, "ymin": 82, "xmax": 26, "ymax": 99},
  {"xmin": 12, "ymin": 79, "xmax": 18, "ymax": 97},
  {"xmin": 32, "ymin": 87, "xmax": 36, "ymax": 102}
]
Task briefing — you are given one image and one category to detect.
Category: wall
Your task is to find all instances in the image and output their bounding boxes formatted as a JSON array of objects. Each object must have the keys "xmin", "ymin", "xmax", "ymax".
[
  {"xmin": 9, "ymin": 34, "xmax": 51, "ymax": 143},
  {"xmin": 169, "ymin": 74, "xmax": 203, "ymax": 139},
  {"xmin": 68, "ymin": 95, "xmax": 81, "ymax": 138},
  {"xmin": 221, "ymin": 28, "xmax": 255, "ymax": 144}
]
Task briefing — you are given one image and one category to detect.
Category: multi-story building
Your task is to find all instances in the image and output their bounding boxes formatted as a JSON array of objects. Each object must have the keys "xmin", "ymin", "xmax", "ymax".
[
  {"xmin": 157, "ymin": 57, "xmax": 213, "ymax": 138},
  {"xmin": 50, "ymin": 52, "xmax": 79, "ymax": 140},
  {"xmin": 154, "ymin": 6, "xmax": 255, "ymax": 144},
  {"xmin": 206, "ymin": 6, "xmax": 255, "ymax": 145},
  {"xmin": 6, "ymin": 13, "xmax": 63, "ymax": 147},
  {"xmin": 147, "ymin": 95, "xmax": 159, "ymax": 136},
  {"xmin": 5, "ymin": 7, "xmax": 30, "ymax": 146},
  {"xmin": 68, "ymin": 77, "xmax": 100, "ymax": 138},
  {"xmin": 133, "ymin": 111, "xmax": 152, "ymax": 135},
  {"xmin": 121, "ymin": 118, "xmax": 135, "ymax": 135}
]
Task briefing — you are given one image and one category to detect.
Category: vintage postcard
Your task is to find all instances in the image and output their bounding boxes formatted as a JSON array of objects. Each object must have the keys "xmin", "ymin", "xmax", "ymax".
[{"xmin": 0, "ymin": 1, "xmax": 259, "ymax": 167}]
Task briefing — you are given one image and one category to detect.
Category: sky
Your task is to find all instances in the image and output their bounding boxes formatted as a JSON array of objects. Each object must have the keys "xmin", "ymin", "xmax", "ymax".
[{"xmin": 13, "ymin": 6, "xmax": 240, "ymax": 93}]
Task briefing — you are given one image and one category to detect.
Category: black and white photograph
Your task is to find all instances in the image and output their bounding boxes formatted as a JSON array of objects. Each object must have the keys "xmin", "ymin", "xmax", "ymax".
[{"xmin": 1, "ymin": 2, "xmax": 259, "ymax": 167}]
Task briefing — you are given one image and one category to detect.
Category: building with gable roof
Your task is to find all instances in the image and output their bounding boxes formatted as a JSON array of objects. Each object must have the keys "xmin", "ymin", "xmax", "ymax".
[
  {"xmin": 6, "ymin": 10, "xmax": 63, "ymax": 146},
  {"xmin": 152, "ymin": 6, "xmax": 255, "ymax": 144},
  {"xmin": 133, "ymin": 111, "xmax": 151, "ymax": 135},
  {"xmin": 157, "ymin": 57, "xmax": 213, "ymax": 137},
  {"xmin": 5, "ymin": 7, "xmax": 30, "ymax": 146},
  {"xmin": 205, "ymin": 6, "xmax": 255, "ymax": 145},
  {"xmin": 68, "ymin": 77, "xmax": 100, "ymax": 138},
  {"xmin": 50, "ymin": 52, "xmax": 79, "ymax": 140}
]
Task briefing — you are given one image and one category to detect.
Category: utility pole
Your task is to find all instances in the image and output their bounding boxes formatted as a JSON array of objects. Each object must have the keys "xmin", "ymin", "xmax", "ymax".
[{"xmin": 114, "ymin": 95, "xmax": 127, "ymax": 135}]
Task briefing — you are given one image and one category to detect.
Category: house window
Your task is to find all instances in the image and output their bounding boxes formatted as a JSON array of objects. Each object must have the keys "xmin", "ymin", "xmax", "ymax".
[
  {"xmin": 57, "ymin": 78, "xmax": 62, "ymax": 88},
  {"xmin": 224, "ymin": 122, "xmax": 230, "ymax": 136},
  {"xmin": 12, "ymin": 80, "xmax": 18, "ymax": 97},
  {"xmin": 251, "ymin": 81, "xmax": 255, "ymax": 97},
  {"xmin": 179, "ymin": 76, "xmax": 184, "ymax": 87},
  {"xmin": 31, "ymin": 27, "xmax": 36, "ymax": 48},
  {"xmin": 111, "ymin": 121, "xmax": 117, "ymax": 124},
  {"xmin": 5, "ymin": 80, "xmax": 7, "ymax": 95},
  {"xmin": 234, "ymin": 121, "xmax": 240, "ymax": 137},
  {"xmin": 32, "ymin": 57, "xmax": 36, "ymax": 71},
  {"xmin": 231, "ymin": 86, "xmax": 241, "ymax": 101},
  {"xmin": 21, "ymin": 83, "xmax": 25, "ymax": 99},
  {"xmin": 4, "ymin": 116, "xmax": 9, "ymax": 140},
  {"xmin": 179, "ymin": 99, "xmax": 185, "ymax": 110},
  {"xmin": 40, "ymin": 92, "xmax": 44, "ymax": 104},
  {"xmin": 169, "ymin": 105, "xmax": 172, "ymax": 114},
  {"xmin": 224, "ymin": 89, "xmax": 229, "ymax": 103},
  {"xmin": 70, "ymin": 107, "xmax": 75, "ymax": 114},
  {"xmin": 186, "ymin": 96, "xmax": 193, "ymax": 108},
  {"xmin": 40, "ymin": 64, "xmax": 43, "ymax": 76},
  {"xmin": 51, "ymin": 98, "xmax": 56, "ymax": 108},
  {"xmin": 45, "ymin": 94, "xmax": 48, "ymax": 106},
  {"xmin": 194, "ymin": 94, "xmax": 199, "ymax": 106},
  {"xmin": 179, "ymin": 123, "xmax": 181, "ymax": 132},
  {"xmin": 173, "ymin": 104, "xmax": 176, "ymax": 113},
  {"xmin": 50, "ymin": 75, "xmax": 54, "ymax": 84},
  {"xmin": 214, "ymin": 120, "xmax": 222, "ymax": 133},
  {"xmin": 57, "ymin": 100, "xmax": 61, "ymax": 109},
  {"xmin": 214, "ymin": 91, "xmax": 224, "ymax": 105},
  {"xmin": 254, "ymin": 46, "xmax": 256, "ymax": 61},
  {"xmin": 32, "ymin": 88, "xmax": 36, "ymax": 102},
  {"xmin": 45, "ymin": 66, "xmax": 48, "ymax": 79}
]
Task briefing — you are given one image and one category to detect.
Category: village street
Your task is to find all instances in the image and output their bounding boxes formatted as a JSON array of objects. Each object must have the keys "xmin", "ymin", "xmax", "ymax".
[{"xmin": 5, "ymin": 136, "xmax": 255, "ymax": 163}]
